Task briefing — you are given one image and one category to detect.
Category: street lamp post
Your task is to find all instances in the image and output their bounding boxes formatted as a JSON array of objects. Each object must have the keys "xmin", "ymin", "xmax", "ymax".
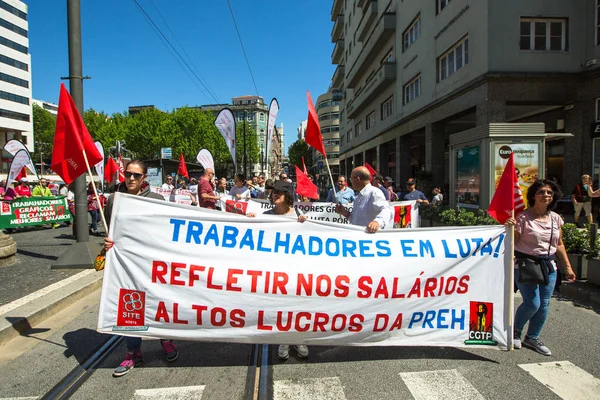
[
  {"xmin": 243, "ymin": 110, "xmax": 247, "ymax": 178},
  {"xmin": 261, "ymin": 149, "xmax": 264, "ymax": 175}
]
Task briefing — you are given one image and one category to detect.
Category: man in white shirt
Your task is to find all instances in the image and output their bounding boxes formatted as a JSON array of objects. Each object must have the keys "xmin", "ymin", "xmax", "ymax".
[
  {"xmin": 162, "ymin": 176, "xmax": 174, "ymax": 190},
  {"xmin": 229, "ymin": 173, "xmax": 251, "ymax": 200},
  {"xmin": 188, "ymin": 178, "xmax": 199, "ymax": 206},
  {"xmin": 335, "ymin": 166, "xmax": 393, "ymax": 233}
]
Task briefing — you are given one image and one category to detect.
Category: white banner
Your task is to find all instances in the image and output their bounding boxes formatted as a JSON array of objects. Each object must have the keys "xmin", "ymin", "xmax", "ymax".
[
  {"xmin": 214, "ymin": 108, "xmax": 236, "ymax": 171},
  {"xmin": 265, "ymin": 98, "xmax": 279, "ymax": 167},
  {"xmin": 151, "ymin": 187, "xmax": 193, "ymax": 206},
  {"xmin": 196, "ymin": 149, "xmax": 215, "ymax": 173},
  {"xmin": 7, "ymin": 150, "xmax": 32, "ymax": 188},
  {"xmin": 3, "ymin": 139, "xmax": 38, "ymax": 178},
  {"xmin": 223, "ymin": 199, "xmax": 420, "ymax": 228},
  {"xmin": 94, "ymin": 141, "xmax": 104, "ymax": 192},
  {"xmin": 98, "ymin": 194, "xmax": 510, "ymax": 349}
]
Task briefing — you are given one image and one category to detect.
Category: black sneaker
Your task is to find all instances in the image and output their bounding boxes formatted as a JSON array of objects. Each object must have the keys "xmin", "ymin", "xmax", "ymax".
[
  {"xmin": 523, "ymin": 336, "xmax": 551, "ymax": 356},
  {"xmin": 160, "ymin": 340, "xmax": 178, "ymax": 362},
  {"xmin": 113, "ymin": 351, "xmax": 143, "ymax": 377}
]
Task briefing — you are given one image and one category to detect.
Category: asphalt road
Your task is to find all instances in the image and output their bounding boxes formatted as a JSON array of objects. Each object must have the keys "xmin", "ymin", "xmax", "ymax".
[{"xmin": 0, "ymin": 290, "xmax": 598, "ymax": 399}]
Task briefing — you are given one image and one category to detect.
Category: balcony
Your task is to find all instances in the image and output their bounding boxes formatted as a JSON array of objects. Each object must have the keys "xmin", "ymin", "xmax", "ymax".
[
  {"xmin": 346, "ymin": 62, "xmax": 396, "ymax": 118},
  {"xmin": 331, "ymin": 40, "xmax": 344, "ymax": 65},
  {"xmin": 346, "ymin": 13, "xmax": 396, "ymax": 88},
  {"xmin": 331, "ymin": 14, "xmax": 344, "ymax": 42},
  {"xmin": 332, "ymin": 64, "xmax": 345, "ymax": 88},
  {"xmin": 331, "ymin": 0, "xmax": 343, "ymax": 21},
  {"xmin": 357, "ymin": 0, "xmax": 378, "ymax": 43}
]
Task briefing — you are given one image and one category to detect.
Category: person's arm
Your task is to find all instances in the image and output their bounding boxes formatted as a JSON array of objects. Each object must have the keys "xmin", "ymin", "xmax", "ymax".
[
  {"xmin": 587, "ymin": 184, "xmax": 600, "ymax": 198},
  {"xmin": 31, "ymin": 187, "xmax": 40, "ymax": 197},
  {"xmin": 369, "ymin": 192, "xmax": 394, "ymax": 233},
  {"xmin": 419, "ymin": 193, "xmax": 430, "ymax": 205},
  {"xmin": 326, "ymin": 189, "xmax": 333, "ymax": 203},
  {"xmin": 555, "ymin": 230, "xmax": 576, "ymax": 281}
]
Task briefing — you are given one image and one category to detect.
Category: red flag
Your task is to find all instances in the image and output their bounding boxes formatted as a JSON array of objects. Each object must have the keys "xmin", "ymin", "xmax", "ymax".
[
  {"xmin": 117, "ymin": 155, "xmax": 125, "ymax": 183},
  {"xmin": 50, "ymin": 83, "xmax": 103, "ymax": 184},
  {"xmin": 301, "ymin": 156, "xmax": 308, "ymax": 175},
  {"xmin": 177, "ymin": 153, "xmax": 189, "ymax": 179},
  {"xmin": 16, "ymin": 166, "xmax": 27, "ymax": 180},
  {"xmin": 305, "ymin": 91, "xmax": 326, "ymax": 157},
  {"xmin": 104, "ymin": 156, "xmax": 118, "ymax": 184},
  {"xmin": 294, "ymin": 165, "xmax": 319, "ymax": 200},
  {"xmin": 364, "ymin": 162, "xmax": 377, "ymax": 179},
  {"xmin": 488, "ymin": 153, "xmax": 524, "ymax": 224}
]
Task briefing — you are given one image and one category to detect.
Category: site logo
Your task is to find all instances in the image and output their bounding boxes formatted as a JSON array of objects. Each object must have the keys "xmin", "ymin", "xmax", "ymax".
[
  {"xmin": 116, "ymin": 288, "xmax": 146, "ymax": 328},
  {"xmin": 498, "ymin": 145, "xmax": 513, "ymax": 159},
  {"xmin": 464, "ymin": 301, "xmax": 498, "ymax": 346},
  {"xmin": 1, "ymin": 202, "xmax": 11, "ymax": 216},
  {"xmin": 226, "ymin": 200, "xmax": 248, "ymax": 215},
  {"xmin": 393, "ymin": 205, "xmax": 412, "ymax": 228}
]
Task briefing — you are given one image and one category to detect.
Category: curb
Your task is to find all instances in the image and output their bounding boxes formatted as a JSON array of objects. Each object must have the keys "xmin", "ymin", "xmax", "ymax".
[
  {"xmin": 0, "ymin": 270, "xmax": 103, "ymax": 346},
  {"xmin": 558, "ymin": 281, "xmax": 600, "ymax": 309}
]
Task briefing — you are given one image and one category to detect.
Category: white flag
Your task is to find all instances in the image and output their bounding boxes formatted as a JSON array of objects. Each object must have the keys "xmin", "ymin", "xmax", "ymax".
[
  {"xmin": 196, "ymin": 149, "xmax": 215, "ymax": 172},
  {"xmin": 265, "ymin": 98, "xmax": 279, "ymax": 167},
  {"xmin": 6, "ymin": 149, "xmax": 31, "ymax": 188},
  {"xmin": 94, "ymin": 141, "xmax": 105, "ymax": 192},
  {"xmin": 214, "ymin": 108, "xmax": 236, "ymax": 171},
  {"xmin": 3, "ymin": 139, "xmax": 38, "ymax": 178}
]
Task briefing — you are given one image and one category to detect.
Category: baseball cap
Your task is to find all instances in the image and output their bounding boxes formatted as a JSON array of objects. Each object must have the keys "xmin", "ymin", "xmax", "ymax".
[
  {"xmin": 406, "ymin": 178, "xmax": 416, "ymax": 185},
  {"xmin": 384, "ymin": 176, "xmax": 394, "ymax": 183},
  {"xmin": 19, "ymin": 177, "xmax": 28, "ymax": 182},
  {"xmin": 272, "ymin": 180, "xmax": 294, "ymax": 197}
]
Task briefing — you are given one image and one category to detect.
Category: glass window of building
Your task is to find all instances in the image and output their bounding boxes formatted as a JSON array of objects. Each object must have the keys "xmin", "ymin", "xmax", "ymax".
[
  {"xmin": 520, "ymin": 18, "xmax": 568, "ymax": 51},
  {"xmin": 366, "ymin": 111, "xmax": 375, "ymax": 130},
  {"xmin": 437, "ymin": 36, "xmax": 469, "ymax": 82},
  {"xmin": 403, "ymin": 75, "xmax": 421, "ymax": 104},
  {"xmin": 403, "ymin": 15, "xmax": 420, "ymax": 52},
  {"xmin": 381, "ymin": 95, "xmax": 394, "ymax": 120}
]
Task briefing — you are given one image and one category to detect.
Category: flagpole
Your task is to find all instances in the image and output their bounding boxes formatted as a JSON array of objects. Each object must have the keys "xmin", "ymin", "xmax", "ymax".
[
  {"xmin": 81, "ymin": 149, "xmax": 109, "ymax": 234},
  {"xmin": 324, "ymin": 157, "xmax": 338, "ymax": 200},
  {"xmin": 507, "ymin": 211, "xmax": 515, "ymax": 351}
]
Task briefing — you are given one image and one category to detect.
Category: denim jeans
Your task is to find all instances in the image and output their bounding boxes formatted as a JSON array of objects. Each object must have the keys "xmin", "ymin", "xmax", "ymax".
[
  {"xmin": 126, "ymin": 336, "xmax": 142, "ymax": 351},
  {"xmin": 514, "ymin": 268, "xmax": 557, "ymax": 339},
  {"xmin": 89, "ymin": 209, "xmax": 98, "ymax": 231}
]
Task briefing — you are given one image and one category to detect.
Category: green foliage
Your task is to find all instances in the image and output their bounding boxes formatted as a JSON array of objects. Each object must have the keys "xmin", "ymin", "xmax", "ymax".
[
  {"xmin": 424, "ymin": 206, "xmax": 499, "ymax": 226},
  {"xmin": 561, "ymin": 223, "xmax": 600, "ymax": 256},
  {"xmin": 288, "ymin": 140, "xmax": 312, "ymax": 170},
  {"xmin": 32, "ymin": 103, "xmax": 56, "ymax": 163}
]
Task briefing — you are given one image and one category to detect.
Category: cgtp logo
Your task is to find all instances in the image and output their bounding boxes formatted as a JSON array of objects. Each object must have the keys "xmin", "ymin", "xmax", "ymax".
[
  {"xmin": 226, "ymin": 200, "xmax": 248, "ymax": 215},
  {"xmin": 465, "ymin": 301, "xmax": 497, "ymax": 346},
  {"xmin": 117, "ymin": 289, "xmax": 145, "ymax": 327},
  {"xmin": 1, "ymin": 202, "xmax": 11, "ymax": 216}
]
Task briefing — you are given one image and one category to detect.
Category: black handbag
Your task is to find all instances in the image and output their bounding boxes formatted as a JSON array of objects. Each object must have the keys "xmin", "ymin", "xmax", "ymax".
[{"xmin": 517, "ymin": 218, "xmax": 553, "ymax": 285}]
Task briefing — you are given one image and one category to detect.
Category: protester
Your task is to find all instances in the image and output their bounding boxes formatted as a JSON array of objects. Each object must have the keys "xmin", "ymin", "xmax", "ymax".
[
  {"xmin": 0, "ymin": 179, "xmax": 5, "ymax": 200},
  {"xmin": 335, "ymin": 167, "xmax": 393, "ymax": 233},
  {"xmin": 87, "ymin": 182, "xmax": 101, "ymax": 235},
  {"xmin": 59, "ymin": 183, "xmax": 68, "ymax": 197},
  {"xmin": 372, "ymin": 174, "xmax": 390, "ymax": 201},
  {"xmin": 198, "ymin": 168, "xmax": 220, "ymax": 209},
  {"xmin": 177, "ymin": 179, "xmax": 187, "ymax": 190},
  {"xmin": 505, "ymin": 179, "xmax": 576, "ymax": 356},
  {"xmin": 247, "ymin": 180, "xmax": 308, "ymax": 361},
  {"xmin": 572, "ymin": 174, "xmax": 592, "ymax": 226},
  {"xmin": 214, "ymin": 177, "xmax": 228, "ymax": 211},
  {"xmin": 383, "ymin": 177, "xmax": 398, "ymax": 201},
  {"xmin": 229, "ymin": 173, "xmax": 251, "ymax": 200},
  {"xmin": 104, "ymin": 159, "xmax": 179, "ymax": 377},
  {"xmin": 246, "ymin": 179, "xmax": 258, "ymax": 198},
  {"xmin": 261, "ymin": 179, "xmax": 274, "ymax": 200},
  {"xmin": 255, "ymin": 175, "xmax": 266, "ymax": 198},
  {"xmin": 398, "ymin": 178, "xmax": 429, "ymax": 204},
  {"xmin": 431, "ymin": 187, "xmax": 444, "ymax": 205},
  {"xmin": 326, "ymin": 175, "xmax": 355, "ymax": 204},
  {"xmin": 14, "ymin": 178, "xmax": 31, "ymax": 198},
  {"xmin": 4, "ymin": 182, "xmax": 17, "ymax": 201},
  {"xmin": 161, "ymin": 176, "xmax": 174, "ymax": 190},
  {"xmin": 188, "ymin": 177, "xmax": 199, "ymax": 206},
  {"xmin": 32, "ymin": 178, "xmax": 52, "ymax": 197}
]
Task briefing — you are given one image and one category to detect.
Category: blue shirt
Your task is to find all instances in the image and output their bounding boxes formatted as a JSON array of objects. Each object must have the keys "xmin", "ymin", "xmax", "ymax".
[
  {"xmin": 378, "ymin": 185, "xmax": 390, "ymax": 201},
  {"xmin": 326, "ymin": 186, "xmax": 356, "ymax": 204},
  {"xmin": 399, "ymin": 189, "xmax": 428, "ymax": 201}
]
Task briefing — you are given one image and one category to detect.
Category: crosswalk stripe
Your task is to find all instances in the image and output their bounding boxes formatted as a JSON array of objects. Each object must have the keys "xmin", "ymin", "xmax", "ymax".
[
  {"xmin": 399, "ymin": 369, "xmax": 485, "ymax": 400},
  {"xmin": 274, "ymin": 377, "xmax": 346, "ymax": 400},
  {"xmin": 132, "ymin": 385, "xmax": 206, "ymax": 400},
  {"xmin": 519, "ymin": 361, "xmax": 600, "ymax": 400},
  {"xmin": 0, "ymin": 397, "xmax": 38, "ymax": 400}
]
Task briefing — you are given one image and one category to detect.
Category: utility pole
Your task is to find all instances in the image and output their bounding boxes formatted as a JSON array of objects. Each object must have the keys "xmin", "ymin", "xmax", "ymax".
[
  {"xmin": 243, "ymin": 110, "xmax": 247, "ymax": 178},
  {"xmin": 40, "ymin": 150, "xmax": 43, "ymax": 177}
]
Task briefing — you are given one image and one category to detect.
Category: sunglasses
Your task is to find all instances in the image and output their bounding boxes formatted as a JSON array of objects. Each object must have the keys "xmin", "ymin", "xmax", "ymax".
[
  {"xmin": 125, "ymin": 171, "xmax": 144, "ymax": 180},
  {"xmin": 535, "ymin": 190, "xmax": 554, "ymax": 196}
]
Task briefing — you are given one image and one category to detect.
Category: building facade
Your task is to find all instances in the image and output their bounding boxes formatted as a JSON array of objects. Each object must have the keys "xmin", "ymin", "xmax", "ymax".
[
  {"xmin": 32, "ymin": 99, "xmax": 58, "ymax": 116},
  {"xmin": 0, "ymin": 0, "xmax": 32, "ymax": 168},
  {"xmin": 297, "ymin": 119, "xmax": 307, "ymax": 141},
  {"xmin": 332, "ymin": 0, "xmax": 600, "ymax": 206},
  {"xmin": 315, "ymin": 91, "xmax": 341, "ymax": 193}
]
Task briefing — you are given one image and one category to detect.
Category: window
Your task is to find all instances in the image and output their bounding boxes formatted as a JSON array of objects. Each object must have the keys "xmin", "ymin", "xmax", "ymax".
[
  {"xmin": 0, "ymin": 1, "xmax": 27, "ymax": 20},
  {"xmin": 259, "ymin": 113, "xmax": 265, "ymax": 122},
  {"xmin": 436, "ymin": 0, "xmax": 452, "ymax": 15},
  {"xmin": 403, "ymin": 15, "xmax": 420, "ymax": 51},
  {"xmin": 520, "ymin": 18, "xmax": 567, "ymax": 51},
  {"xmin": 346, "ymin": 130, "xmax": 352, "ymax": 143},
  {"xmin": 319, "ymin": 113, "xmax": 331, "ymax": 122},
  {"xmin": 0, "ymin": 108, "xmax": 29, "ymax": 122},
  {"xmin": 366, "ymin": 111, "xmax": 375, "ymax": 130},
  {"xmin": 247, "ymin": 113, "xmax": 254, "ymax": 121},
  {"xmin": 355, "ymin": 121, "xmax": 363, "ymax": 137},
  {"xmin": 381, "ymin": 48, "xmax": 394, "ymax": 64},
  {"xmin": 381, "ymin": 95, "xmax": 394, "ymax": 120},
  {"xmin": 403, "ymin": 74, "xmax": 421, "ymax": 104},
  {"xmin": 596, "ymin": 98, "xmax": 600, "ymax": 122},
  {"xmin": 0, "ymin": 36, "xmax": 27, "ymax": 54},
  {"xmin": 0, "ymin": 90, "xmax": 29, "ymax": 105},
  {"xmin": 237, "ymin": 114, "xmax": 243, "ymax": 122},
  {"xmin": 437, "ymin": 35, "xmax": 469, "ymax": 82},
  {"xmin": 597, "ymin": 1, "xmax": 600, "ymax": 45},
  {"xmin": 0, "ymin": 72, "xmax": 28, "ymax": 88},
  {"xmin": 0, "ymin": 54, "xmax": 27, "ymax": 71},
  {"xmin": 0, "ymin": 17, "xmax": 27, "ymax": 38}
]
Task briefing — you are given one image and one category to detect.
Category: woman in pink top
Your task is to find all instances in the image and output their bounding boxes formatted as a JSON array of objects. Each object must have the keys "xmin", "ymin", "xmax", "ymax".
[{"xmin": 505, "ymin": 179, "xmax": 575, "ymax": 356}]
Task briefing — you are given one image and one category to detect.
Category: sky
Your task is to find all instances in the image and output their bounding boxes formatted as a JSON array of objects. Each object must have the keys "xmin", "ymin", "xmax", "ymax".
[{"xmin": 25, "ymin": 0, "xmax": 336, "ymax": 155}]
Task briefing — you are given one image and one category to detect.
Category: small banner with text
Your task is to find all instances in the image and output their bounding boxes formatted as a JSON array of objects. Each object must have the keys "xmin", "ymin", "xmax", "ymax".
[{"xmin": 0, "ymin": 197, "xmax": 72, "ymax": 228}]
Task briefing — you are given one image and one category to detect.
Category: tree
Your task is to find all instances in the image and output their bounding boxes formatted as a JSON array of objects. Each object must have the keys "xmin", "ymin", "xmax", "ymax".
[
  {"xmin": 32, "ymin": 103, "xmax": 56, "ymax": 165},
  {"xmin": 235, "ymin": 122, "xmax": 259, "ymax": 176},
  {"xmin": 288, "ymin": 139, "xmax": 312, "ymax": 171}
]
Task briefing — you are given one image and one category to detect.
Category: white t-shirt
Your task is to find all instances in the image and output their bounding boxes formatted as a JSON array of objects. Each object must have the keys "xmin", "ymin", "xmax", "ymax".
[
  {"xmin": 188, "ymin": 184, "xmax": 198, "ymax": 202},
  {"xmin": 162, "ymin": 183, "xmax": 174, "ymax": 190},
  {"xmin": 229, "ymin": 186, "xmax": 250, "ymax": 199},
  {"xmin": 432, "ymin": 193, "xmax": 443, "ymax": 205}
]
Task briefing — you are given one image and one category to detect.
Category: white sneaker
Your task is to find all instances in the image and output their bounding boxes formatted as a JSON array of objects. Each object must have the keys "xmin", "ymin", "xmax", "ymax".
[
  {"xmin": 278, "ymin": 345, "xmax": 290, "ymax": 360},
  {"xmin": 294, "ymin": 345, "xmax": 309, "ymax": 359}
]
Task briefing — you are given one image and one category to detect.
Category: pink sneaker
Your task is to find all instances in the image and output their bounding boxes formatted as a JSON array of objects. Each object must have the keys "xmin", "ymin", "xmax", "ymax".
[
  {"xmin": 113, "ymin": 350, "xmax": 142, "ymax": 377},
  {"xmin": 161, "ymin": 340, "xmax": 179, "ymax": 362}
]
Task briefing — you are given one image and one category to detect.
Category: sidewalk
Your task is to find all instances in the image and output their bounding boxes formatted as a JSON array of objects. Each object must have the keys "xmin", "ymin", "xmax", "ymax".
[
  {"xmin": 0, "ymin": 225, "xmax": 104, "ymax": 344},
  {"xmin": 558, "ymin": 280, "xmax": 600, "ymax": 310}
]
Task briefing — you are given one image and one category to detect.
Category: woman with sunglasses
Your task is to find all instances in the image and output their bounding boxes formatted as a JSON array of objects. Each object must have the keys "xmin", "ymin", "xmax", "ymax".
[
  {"xmin": 104, "ymin": 160, "xmax": 179, "ymax": 377},
  {"xmin": 505, "ymin": 179, "xmax": 576, "ymax": 356}
]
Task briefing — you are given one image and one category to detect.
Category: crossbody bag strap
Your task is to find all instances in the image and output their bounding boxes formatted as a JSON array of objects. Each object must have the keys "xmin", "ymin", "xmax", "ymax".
[{"xmin": 548, "ymin": 216, "xmax": 554, "ymax": 256}]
